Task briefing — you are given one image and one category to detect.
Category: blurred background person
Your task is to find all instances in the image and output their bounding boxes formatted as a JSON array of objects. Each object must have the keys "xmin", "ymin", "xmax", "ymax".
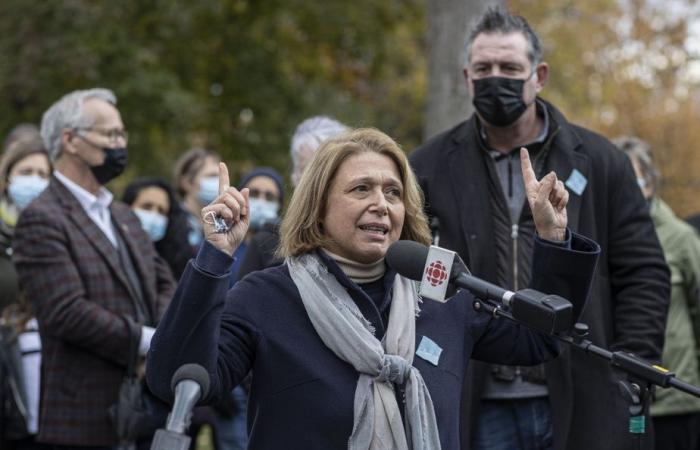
[
  {"xmin": 173, "ymin": 147, "xmax": 222, "ymax": 251},
  {"xmin": 289, "ymin": 116, "xmax": 350, "ymax": 187},
  {"xmin": 616, "ymin": 136, "xmax": 700, "ymax": 450},
  {"xmin": 0, "ymin": 133, "xmax": 51, "ymax": 313},
  {"xmin": 122, "ymin": 177, "xmax": 193, "ymax": 279},
  {"xmin": 13, "ymin": 88, "xmax": 175, "ymax": 448},
  {"xmin": 123, "ymin": 177, "xmax": 173, "ymax": 243},
  {"xmin": 230, "ymin": 167, "xmax": 283, "ymax": 282},
  {"xmin": 0, "ymin": 132, "xmax": 50, "ymax": 449},
  {"xmin": 235, "ymin": 116, "xmax": 349, "ymax": 282}
]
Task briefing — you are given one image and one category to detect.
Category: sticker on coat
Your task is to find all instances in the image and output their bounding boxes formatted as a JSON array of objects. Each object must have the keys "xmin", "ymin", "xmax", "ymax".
[
  {"xmin": 565, "ymin": 169, "xmax": 587, "ymax": 196},
  {"xmin": 416, "ymin": 335, "xmax": 442, "ymax": 366}
]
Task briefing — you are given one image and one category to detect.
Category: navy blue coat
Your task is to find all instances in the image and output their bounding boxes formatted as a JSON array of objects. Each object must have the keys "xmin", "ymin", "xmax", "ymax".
[{"xmin": 147, "ymin": 233, "xmax": 598, "ymax": 449}]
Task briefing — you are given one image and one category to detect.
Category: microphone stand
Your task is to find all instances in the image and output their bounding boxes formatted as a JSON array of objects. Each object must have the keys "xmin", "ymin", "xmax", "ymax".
[{"xmin": 473, "ymin": 298, "xmax": 700, "ymax": 437}]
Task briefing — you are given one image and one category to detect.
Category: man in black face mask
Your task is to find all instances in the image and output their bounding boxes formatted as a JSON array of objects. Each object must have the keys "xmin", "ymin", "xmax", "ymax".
[
  {"xmin": 12, "ymin": 88, "xmax": 175, "ymax": 448},
  {"xmin": 411, "ymin": 7, "xmax": 669, "ymax": 450}
]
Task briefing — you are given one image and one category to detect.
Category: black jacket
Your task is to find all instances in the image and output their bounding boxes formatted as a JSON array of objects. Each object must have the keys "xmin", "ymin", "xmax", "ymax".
[{"xmin": 410, "ymin": 100, "xmax": 670, "ymax": 450}]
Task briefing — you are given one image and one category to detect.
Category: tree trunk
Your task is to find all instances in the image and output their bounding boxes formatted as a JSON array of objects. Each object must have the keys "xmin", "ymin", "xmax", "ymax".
[{"xmin": 424, "ymin": 0, "xmax": 506, "ymax": 140}]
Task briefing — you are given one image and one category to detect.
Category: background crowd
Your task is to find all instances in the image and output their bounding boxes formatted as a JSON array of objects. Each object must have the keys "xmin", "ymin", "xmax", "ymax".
[{"xmin": 0, "ymin": 3, "xmax": 699, "ymax": 450}]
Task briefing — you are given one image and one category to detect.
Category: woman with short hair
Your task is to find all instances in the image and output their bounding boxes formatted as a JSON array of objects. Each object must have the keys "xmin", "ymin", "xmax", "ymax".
[{"xmin": 173, "ymin": 148, "xmax": 222, "ymax": 249}]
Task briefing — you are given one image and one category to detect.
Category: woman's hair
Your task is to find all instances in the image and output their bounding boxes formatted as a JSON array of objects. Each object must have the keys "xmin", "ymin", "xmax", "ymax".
[
  {"xmin": 3, "ymin": 122, "xmax": 40, "ymax": 153},
  {"xmin": 0, "ymin": 133, "xmax": 50, "ymax": 197},
  {"xmin": 172, "ymin": 148, "xmax": 220, "ymax": 199},
  {"xmin": 122, "ymin": 177, "xmax": 177, "ymax": 217},
  {"xmin": 278, "ymin": 128, "xmax": 431, "ymax": 257}
]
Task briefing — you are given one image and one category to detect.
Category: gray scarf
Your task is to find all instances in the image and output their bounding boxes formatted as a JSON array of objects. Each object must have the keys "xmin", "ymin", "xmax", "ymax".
[{"xmin": 287, "ymin": 252, "xmax": 441, "ymax": 450}]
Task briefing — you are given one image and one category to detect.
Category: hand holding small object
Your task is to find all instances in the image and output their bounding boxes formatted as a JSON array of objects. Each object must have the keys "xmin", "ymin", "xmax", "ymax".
[{"xmin": 201, "ymin": 162, "xmax": 250, "ymax": 255}]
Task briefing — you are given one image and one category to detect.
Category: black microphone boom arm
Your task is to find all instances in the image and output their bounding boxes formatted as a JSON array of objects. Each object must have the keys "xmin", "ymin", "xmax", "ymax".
[{"xmin": 386, "ymin": 240, "xmax": 700, "ymax": 401}]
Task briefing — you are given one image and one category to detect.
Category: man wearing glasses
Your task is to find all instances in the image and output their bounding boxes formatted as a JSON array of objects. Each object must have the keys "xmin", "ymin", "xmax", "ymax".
[
  {"xmin": 410, "ymin": 7, "xmax": 669, "ymax": 450},
  {"xmin": 13, "ymin": 88, "xmax": 175, "ymax": 448}
]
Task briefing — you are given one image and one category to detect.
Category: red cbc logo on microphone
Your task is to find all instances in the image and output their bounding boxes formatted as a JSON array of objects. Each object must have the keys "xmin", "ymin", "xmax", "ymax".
[{"xmin": 425, "ymin": 260, "xmax": 448, "ymax": 287}]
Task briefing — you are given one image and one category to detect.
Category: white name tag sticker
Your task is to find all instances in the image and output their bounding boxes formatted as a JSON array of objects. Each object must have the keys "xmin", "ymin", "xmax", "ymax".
[
  {"xmin": 416, "ymin": 336, "xmax": 443, "ymax": 366},
  {"xmin": 565, "ymin": 169, "xmax": 588, "ymax": 196},
  {"xmin": 419, "ymin": 245, "xmax": 455, "ymax": 303}
]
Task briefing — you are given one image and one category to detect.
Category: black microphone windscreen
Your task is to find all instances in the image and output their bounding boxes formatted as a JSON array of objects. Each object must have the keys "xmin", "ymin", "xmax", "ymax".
[
  {"xmin": 170, "ymin": 364, "xmax": 211, "ymax": 399},
  {"xmin": 386, "ymin": 240, "xmax": 429, "ymax": 281}
]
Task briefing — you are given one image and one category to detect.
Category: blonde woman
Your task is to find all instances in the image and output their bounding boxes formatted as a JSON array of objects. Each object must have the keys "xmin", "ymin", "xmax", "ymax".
[{"xmin": 148, "ymin": 128, "xmax": 599, "ymax": 449}]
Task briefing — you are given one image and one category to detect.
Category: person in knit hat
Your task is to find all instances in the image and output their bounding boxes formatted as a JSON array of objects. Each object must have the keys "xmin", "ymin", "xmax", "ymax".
[{"xmin": 238, "ymin": 166, "xmax": 284, "ymax": 233}]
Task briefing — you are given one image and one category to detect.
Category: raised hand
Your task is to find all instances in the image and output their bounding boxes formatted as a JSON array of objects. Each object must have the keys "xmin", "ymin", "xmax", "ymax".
[
  {"xmin": 201, "ymin": 162, "xmax": 250, "ymax": 255},
  {"xmin": 521, "ymin": 148, "xmax": 568, "ymax": 241}
]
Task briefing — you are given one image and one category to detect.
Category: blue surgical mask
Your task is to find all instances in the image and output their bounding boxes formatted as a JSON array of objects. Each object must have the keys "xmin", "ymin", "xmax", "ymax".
[
  {"xmin": 197, "ymin": 176, "xmax": 219, "ymax": 205},
  {"xmin": 248, "ymin": 197, "xmax": 279, "ymax": 231},
  {"xmin": 8, "ymin": 175, "xmax": 49, "ymax": 210},
  {"xmin": 133, "ymin": 208, "xmax": 168, "ymax": 242}
]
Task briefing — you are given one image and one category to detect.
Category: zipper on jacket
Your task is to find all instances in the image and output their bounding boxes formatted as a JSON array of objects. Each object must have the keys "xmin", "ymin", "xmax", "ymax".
[{"xmin": 511, "ymin": 223, "xmax": 519, "ymax": 290}]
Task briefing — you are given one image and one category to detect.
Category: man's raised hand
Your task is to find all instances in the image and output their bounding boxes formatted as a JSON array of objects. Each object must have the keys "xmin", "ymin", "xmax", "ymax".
[{"xmin": 521, "ymin": 148, "xmax": 568, "ymax": 241}]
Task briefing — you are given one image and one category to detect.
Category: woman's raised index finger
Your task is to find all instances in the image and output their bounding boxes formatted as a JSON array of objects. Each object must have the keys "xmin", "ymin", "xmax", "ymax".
[
  {"xmin": 218, "ymin": 162, "xmax": 230, "ymax": 195},
  {"xmin": 520, "ymin": 147, "xmax": 536, "ymax": 186}
]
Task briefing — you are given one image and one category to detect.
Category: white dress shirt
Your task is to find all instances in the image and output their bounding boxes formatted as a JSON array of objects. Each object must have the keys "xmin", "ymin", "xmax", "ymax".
[{"xmin": 54, "ymin": 170, "xmax": 117, "ymax": 247}]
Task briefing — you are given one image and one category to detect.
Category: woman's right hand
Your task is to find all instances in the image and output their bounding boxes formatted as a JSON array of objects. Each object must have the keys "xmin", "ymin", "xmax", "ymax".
[{"xmin": 201, "ymin": 162, "xmax": 250, "ymax": 256}]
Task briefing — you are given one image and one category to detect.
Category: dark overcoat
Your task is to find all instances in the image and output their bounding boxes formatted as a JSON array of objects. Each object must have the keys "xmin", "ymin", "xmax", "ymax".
[
  {"xmin": 410, "ymin": 100, "xmax": 670, "ymax": 450},
  {"xmin": 12, "ymin": 176, "xmax": 175, "ymax": 446}
]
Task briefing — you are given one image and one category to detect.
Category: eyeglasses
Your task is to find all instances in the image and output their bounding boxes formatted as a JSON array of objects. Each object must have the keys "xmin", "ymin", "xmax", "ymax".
[
  {"xmin": 75, "ymin": 127, "xmax": 129, "ymax": 143},
  {"xmin": 249, "ymin": 188, "xmax": 279, "ymax": 203}
]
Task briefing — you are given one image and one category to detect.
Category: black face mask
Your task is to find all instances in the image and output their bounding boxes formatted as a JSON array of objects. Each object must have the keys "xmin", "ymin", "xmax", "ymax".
[
  {"xmin": 90, "ymin": 147, "xmax": 128, "ymax": 184},
  {"xmin": 472, "ymin": 76, "xmax": 530, "ymax": 127}
]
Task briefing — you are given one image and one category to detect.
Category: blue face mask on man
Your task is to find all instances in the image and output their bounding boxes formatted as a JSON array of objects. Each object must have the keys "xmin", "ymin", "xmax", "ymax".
[
  {"xmin": 248, "ymin": 197, "xmax": 280, "ymax": 231},
  {"xmin": 8, "ymin": 175, "xmax": 49, "ymax": 210},
  {"xmin": 197, "ymin": 176, "xmax": 219, "ymax": 206},
  {"xmin": 133, "ymin": 208, "xmax": 168, "ymax": 242}
]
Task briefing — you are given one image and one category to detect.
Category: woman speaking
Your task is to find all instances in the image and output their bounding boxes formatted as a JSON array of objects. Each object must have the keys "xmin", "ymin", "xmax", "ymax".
[{"xmin": 147, "ymin": 128, "xmax": 599, "ymax": 449}]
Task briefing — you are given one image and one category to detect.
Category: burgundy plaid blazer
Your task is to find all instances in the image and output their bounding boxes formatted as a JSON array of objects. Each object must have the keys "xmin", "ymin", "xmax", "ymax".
[{"xmin": 13, "ymin": 176, "xmax": 175, "ymax": 446}]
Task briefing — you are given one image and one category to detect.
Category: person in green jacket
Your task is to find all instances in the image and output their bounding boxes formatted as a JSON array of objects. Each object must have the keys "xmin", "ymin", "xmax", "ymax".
[{"xmin": 616, "ymin": 135, "xmax": 700, "ymax": 450}]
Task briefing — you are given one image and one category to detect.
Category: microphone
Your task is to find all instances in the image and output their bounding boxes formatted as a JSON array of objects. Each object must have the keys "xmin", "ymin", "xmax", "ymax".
[
  {"xmin": 150, "ymin": 364, "xmax": 211, "ymax": 450},
  {"xmin": 386, "ymin": 240, "xmax": 573, "ymax": 334}
]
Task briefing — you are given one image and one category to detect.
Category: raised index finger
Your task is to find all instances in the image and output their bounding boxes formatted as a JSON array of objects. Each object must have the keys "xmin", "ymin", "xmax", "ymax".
[
  {"xmin": 218, "ymin": 162, "xmax": 230, "ymax": 195},
  {"xmin": 520, "ymin": 147, "xmax": 537, "ymax": 187}
]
